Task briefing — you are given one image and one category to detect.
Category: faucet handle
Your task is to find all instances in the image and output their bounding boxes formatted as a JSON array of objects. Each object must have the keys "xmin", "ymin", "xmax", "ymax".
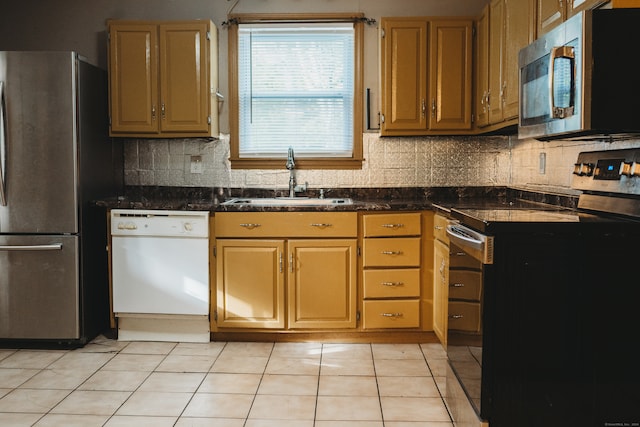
[{"xmin": 319, "ymin": 189, "xmax": 325, "ymax": 199}]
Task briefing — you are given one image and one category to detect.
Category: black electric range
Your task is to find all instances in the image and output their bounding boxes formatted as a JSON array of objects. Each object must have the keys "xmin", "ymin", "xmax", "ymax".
[{"xmin": 443, "ymin": 149, "xmax": 640, "ymax": 427}]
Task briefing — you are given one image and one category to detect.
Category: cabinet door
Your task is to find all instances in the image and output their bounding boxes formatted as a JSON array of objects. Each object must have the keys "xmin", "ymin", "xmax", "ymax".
[
  {"xmin": 108, "ymin": 23, "xmax": 158, "ymax": 134},
  {"xmin": 380, "ymin": 19, "xmax": 428, "ymax": 133},
  {"xmin": 216, "ymin": 240, "xmax": 285, "ymax": 328},
  {"xmin": 159, "ymin": 22, "xmax": 211, "ymax": 134},
  {"xmin": 503, "ymin": 0, "xmax": 535, "ymax": 120},
  {"xmin": 568, "ymin": 0, "xmax": 605, "ymax": 18},
  {"xmin": 287, "ymin": 240, "xmax": 357, "ymax": 329},
  {"xmin": 537, "ymin": 0, "xmax": 566, "ymax": 36},
  {"xmin": 475, "ymin": 5, "xmax": 490, "ymax": 128},
  {"xmin": 488, "ymin": 0, "xmax": 505, "ymax": 125},
  {"xmin": 429, "ymin": 20, "xmax": 473, "ymax": 130},
  {"xmin": 433, "ymin": 239, "xmax": 449, "ymax": 346}
]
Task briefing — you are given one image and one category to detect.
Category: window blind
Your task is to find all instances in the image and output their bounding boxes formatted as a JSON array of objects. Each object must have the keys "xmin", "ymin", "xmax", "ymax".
[{"xmin": 238, "ymin": 23, "xmax": 355, "ymax": 158}]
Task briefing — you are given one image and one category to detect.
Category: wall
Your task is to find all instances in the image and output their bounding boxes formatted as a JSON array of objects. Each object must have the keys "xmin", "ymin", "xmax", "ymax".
[{"xmin": 2, "ymin": 0, "xmax": 639, "ymax": 194}]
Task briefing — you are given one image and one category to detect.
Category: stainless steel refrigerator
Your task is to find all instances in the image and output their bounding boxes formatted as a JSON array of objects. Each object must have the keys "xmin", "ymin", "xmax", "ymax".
[{"xmin": 0, "ymin": 51, "xmax": 123, "ymax": 348}]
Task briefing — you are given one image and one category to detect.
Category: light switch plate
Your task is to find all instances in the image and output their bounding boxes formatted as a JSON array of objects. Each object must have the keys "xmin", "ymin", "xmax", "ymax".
[{"xmin": 190, "ymin": 155, "xmax": 203, "ymax": 174}]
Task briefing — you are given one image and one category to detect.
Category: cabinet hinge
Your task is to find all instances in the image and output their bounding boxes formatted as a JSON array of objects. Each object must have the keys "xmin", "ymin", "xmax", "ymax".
[
  {"xmin": 471, "ymin": 113, "xmax": 475, "ymax": 124},
  {"xmin": 381, "ymin": 28, "xmax": 385, "ymax": 38},
  {"xmin": 380, "ymin": 113, "xmax": 385, "ymax": 124},
  {"xmin": 472, "ymin": 25, "xmax": 476, "ymax": 38},
  {"xmin": 213, "ymin": 310, "xmax": 218, "ymax": 321},
  {"xmin": 206, "ymin": 31, "xmax": 211, "ymax": 41},
  {"xmin": 213, "ymin": 246, "xmax": 217, "ymax": 257},
  {"xmin": 208, "ymin": 116, "xmax": 211, "ymax": 125},
  {"xmin": 357, "ymin": 246, "xmax": 361, "ymax": 257},
  {"xmin": 356, "ymin": 311, "xmax": 361, "ymax": 321}
]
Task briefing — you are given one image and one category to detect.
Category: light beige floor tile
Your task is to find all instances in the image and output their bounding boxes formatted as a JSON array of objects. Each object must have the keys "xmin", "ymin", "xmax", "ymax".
[
  {"xmin": 426, "ymin": 359, "xmax": 448, "ymax": 377},
  {"xmin": 374, "ymin": 359, "xmax": 431, "ymax": 377},
  {"xmin": 116, "ymin": 391, "xmax": 193, "ymax": 417},
  {"xmin": 221, "ymin": 342, "xmax": 273, "ymax": 357},
  {"xmin": 138, "ymin": 372, "xmax": 205, "ymax": 392},
  {"xmin": 0, "ymin": 389, "xmax": 9, "ymax": 398},
  {"xmin": 377, "ymin": 376, "xmax": 441, "ymax": 397},
  {"xmin": 104, "ymin": 415, "xmax": 177, "ymax": 426},
  {"xmin": 176, "ymin": 418, "xmax": 245, "ymax": 427},
  {"xmin": 101, "ymin": 354, "xmax": 165, "ymax": 371},
  {"xmin": 0, "ymin": 351, "xmax": 65, "ymax": 369},
  {"xmin": 0, "ymin": 350, "xmax": 17, "ymax": 362},
  {"xmin": 271, "ymin": 342, "xmax": 322, "ymax": 358},
  {"xmin": 315, "ymin": 422, "xmax": 383, "ymax": 427},
  {"xmin": 171, "ymin": 342, "xmax": 226, "ymax": 357},
  {"xmin": 380, "ymin": 397, "xmax": 451, "ymax": 422},
  {"xmin": 0, "ymin": 368, "xmax": 40, "ymax": 388},
  {"xmin": 210, "ymin": 355, "xmax": 268, "ymax": 374},
  {"xmin": 420, "ymin": 343, "xmax": 448, "ymax": 360},
  {"xmin": 372, "ymin": 343, "xmax": 424, "ymax": 360},
  {"xmin": 182, "ymin": 393, "xmax": 254, "ymax": 418},
  {"xmin": 257, "ymin": 374, "xmax": 318, "ymax": 395},
  {"xmin": 33, "ymin": 413, "xmax": 109, "ymax": 426},
  {"xmin": 316, "ymin": 395, "xmax": 382, "ymax": 421},
  {"xmin": 321, "ymin": 343, "xmax": 372, "ymax": 360},
  {"xmin": 321, "ymin": 357, "xmax": 375, "ymax": 376},
  {"xmin": 19, "ymin": 369, "xmax": 95, "ymax": 390},
  {"xmin": 318, "ymin": 375, "xmax": 378, "ymax": 396},
  {"xmin": 79, "ymin": 370, "xmax": 149, "ymax": 391},
  {"xmin": 245, "ymin": 420, "xmax": 314, "ymax": 427},
  {"xmin": 156, "ymin": 354, "xmax": 216, "ymax": 373},
  {"xmin": 51, "ymin": 390, "xmax": 131, "ymax": 416},
  {"xmin": 385, "ymin": 423, "xmax": 453, "ymax": 427},
  {"xmin": 47, "ymin": 352, "xmax": 114, "ymax": 371},
  {"xmin": 119, "ymin": 341, "xmax": 177, "ymax": 355},
  {"xmin": 75, "ymin": 336, "xmax": 129, "ymax": 354},
  {"xmin": 264, "ymin": 356, "xmax": 320, "ymax": 375},
  {"xmin": 198, "ymin": 373, "xmax": 262, "ymax": 394},
  {"xmin": 0, "ymin": 389, "xmax": 68, "ymax": 413},
  {"xmin": 249, "ymin": 394, "xmax": 316, "ymax": 420},
  {"xmin": 434, "ymin": 376, "xmax": 447, "ymax": 395},
  {"xmin": 0, "ymin": 412, "xmax": 43, "ymax": 426}
]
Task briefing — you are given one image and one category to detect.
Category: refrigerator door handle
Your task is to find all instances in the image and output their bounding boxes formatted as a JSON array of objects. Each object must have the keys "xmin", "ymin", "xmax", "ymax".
[
  {"xmin": 0, "ymin": 243, "xmax": 63, "ymax": 251},
  {"xmin": 0, "ymin": 81, "xmax": 6, "ymax": 206}
]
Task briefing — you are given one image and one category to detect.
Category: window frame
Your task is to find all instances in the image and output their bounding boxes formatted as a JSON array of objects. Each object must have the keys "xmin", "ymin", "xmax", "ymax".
[{"xmin": 228, "ymin": 13, "xmax": 364, "ymax": 170}]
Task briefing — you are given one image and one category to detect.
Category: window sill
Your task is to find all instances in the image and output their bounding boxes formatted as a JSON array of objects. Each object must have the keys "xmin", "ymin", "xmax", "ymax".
[{"xmin": 229, "ymin": 157, "xmax": 364, "ymax": 170}]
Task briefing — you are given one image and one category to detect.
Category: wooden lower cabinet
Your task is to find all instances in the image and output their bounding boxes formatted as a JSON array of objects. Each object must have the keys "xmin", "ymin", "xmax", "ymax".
[
  {"xmin": 216, "ymin": 238, "xmax": 356, "ymax": 330},
  {"xmin": 433, "ymin": 238, "xmax": 449, "ymax": 345}
]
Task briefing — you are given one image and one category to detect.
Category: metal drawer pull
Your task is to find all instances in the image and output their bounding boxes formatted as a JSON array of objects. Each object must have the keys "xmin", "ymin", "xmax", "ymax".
[
  {"xmin": 381, "ymin": 250, "xmax": 403, "ymax": 255},
  {"xmin": 450, "ymin": 283, "xmax": 465, "ymax": 288},
  {"xmin": 310, "ymin": 223, "xmax": 332, "ymax": 228},
  {"xmin": 239, "ymin": 223, "xmax": 261, "ymax": 229},
  {"xmin": 381, "ymin": 281, "xmax": 404, "ymax": 287},
  {"xmin": 449, "ymin": 314, "xmax": 464, "ymax": 319},
  {"xmin": 434, "ymin": 225, "xmax": 443, "ymax": 230},
  {"xmin": 452, "ymin": 252, "xmax": 467, "ymax": 257},
  {"xmin": 381, "ymin": 312, "xmax": 404, "ymax": 318},
  {"xmin": 0, "ymin": 243, "xmax": 63, "ymax": 251},
  {"xmin": 381, "ymin": 223, "xmax": 404, "ymax": 228},
  {"xmin": 279, "ymin": 252, "xmax": 283, "ymax": 273},
  {"xmin": 289, "ymin": 253, "xmax": 294, "ymax": 273}
]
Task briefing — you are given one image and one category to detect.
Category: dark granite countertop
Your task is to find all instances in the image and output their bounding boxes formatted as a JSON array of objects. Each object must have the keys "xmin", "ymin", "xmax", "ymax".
[{"xmin": 93, "ymin": 185, "xmax": 578, "ymax": 213}]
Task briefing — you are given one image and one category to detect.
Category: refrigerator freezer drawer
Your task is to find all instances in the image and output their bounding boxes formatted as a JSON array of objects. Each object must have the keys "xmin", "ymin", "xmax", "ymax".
[{"xmin": 0, "ymin": 235, "xmax": 80, "ymax": 339}]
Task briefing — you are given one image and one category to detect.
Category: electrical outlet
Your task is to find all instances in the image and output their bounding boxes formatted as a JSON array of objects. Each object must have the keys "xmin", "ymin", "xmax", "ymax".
[
  {"xmin": 539, "ymin": 152, "xmax": 546, "ymax": 174},
  {"xmin": 190, "ymin": 155, "xmax": 203, "ymax": 174}
]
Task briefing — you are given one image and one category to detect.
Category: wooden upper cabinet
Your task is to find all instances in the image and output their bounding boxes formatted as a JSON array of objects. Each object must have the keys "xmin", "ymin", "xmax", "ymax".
[
  {"xmin": 429, "ymin": 20, "xmax": 473, "ymax": 131},
  {"xmin": 537, "ymin": 0, "xmax": 605, "ymax": 36},
  {"xmin": 474, "ymin": 6, "xmax": 490, "ymax": 128},
  {"xmin": 108, "ymin": 20, "xmax": 218, "ymax": 138},
  {"xmin": 380, "ymin": 17, "xmax": 473, "ymax": 136},
  {"xmin": 380, "ymin": 19, "xmax": 428, "ymax": 133}
]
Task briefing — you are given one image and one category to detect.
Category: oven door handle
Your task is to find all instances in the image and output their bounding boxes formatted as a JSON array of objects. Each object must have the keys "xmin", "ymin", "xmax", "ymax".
[{"xmin": 446, "ymin": 225, "xmax": 484, "ymax": 251}]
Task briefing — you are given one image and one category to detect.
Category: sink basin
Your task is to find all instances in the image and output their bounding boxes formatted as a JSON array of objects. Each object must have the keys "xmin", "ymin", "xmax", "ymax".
[{"xmin": 222, "ymin": 197, "xmax": 354, "ymax": 206}]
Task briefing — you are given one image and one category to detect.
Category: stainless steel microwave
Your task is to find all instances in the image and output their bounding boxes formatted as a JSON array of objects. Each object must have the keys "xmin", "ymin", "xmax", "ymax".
[{"xmin": 518, "ymin": 9, "xmax": 640, "ymax": 141}]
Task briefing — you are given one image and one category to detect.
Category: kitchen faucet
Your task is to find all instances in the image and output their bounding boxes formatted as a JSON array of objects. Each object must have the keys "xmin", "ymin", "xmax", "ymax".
[{"xmin": 286, "ymin": 146, "xmax": 296, "ymax": 198}]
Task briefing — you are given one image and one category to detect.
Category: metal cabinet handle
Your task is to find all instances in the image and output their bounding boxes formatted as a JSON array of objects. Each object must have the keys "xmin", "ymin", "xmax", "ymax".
[
  {"xmin": 434, "ymin": 225, "xmax": 443, "ymax": 230},
  {"xmin": 0, "ymin": 81, "xmax": 7, "ymax": 206},
  {"xmin": 449, "ymin": 314, "xmax": 464, "ymax": 319},
  {"xmin": 239, "ymin": 223, "xmax": 261, "ymax": 229},
  {"xmin": 381, "ymin": 312, "xmax": 404, "ymax": 318},
  {"xmin": 381, "ymin": 251, "xmax": 403, "ymax": 255},
  {"xmin": 381, "ymin": 223, "xmax": 404, "ymax": 229},
  {"xmin": 421, "ymin": 99, "xmax": 426, "ymax": 118},
  {"xmin": 161, "ymin": 102, "xmax": 166, "ymax": 119},
  {"xmin": 0, "ymin": 243, "xmax": 63, "ymax": 251},
  {"xmin": 279, "ymin": 252, "xmax": 283, "ymax": 273},
  {"xmin": 381, "ymin": 282, "xmax": 404, "ymax": 287},
  {"xmin": 289, "ymin": 253, "xmax": 294, "ymax": 273},
  {"xmin": 310, "ymin": 223, "xmax": 332, "ymax": 228},
  {"xmin": 431, "ymin": 99, "xmax": 436, "ymax": 118},
  {"xmin": 151, "ymin": 105, "xmax": 156, "ymax": 121},
  {"xmin": 450, "ymin": 283, "xmax": 465, "ymax": 288}
]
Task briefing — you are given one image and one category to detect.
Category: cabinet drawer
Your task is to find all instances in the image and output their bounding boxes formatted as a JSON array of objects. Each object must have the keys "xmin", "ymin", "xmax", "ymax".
[
  {"xmin": 363, "ymin": 300, "xmax": 420, "ymax": 329},
  {"xmin": 448, "ymin": 301, "xmax": 481, "ymax": 332},
  {"xmin": 449, "ymin": 270, "xmax": 481, "ymax": 301},
  {"xmin": 449, "ymin": 243, "xmax": 482, "ymax": 270},
  {"xmin": 363, "ymin": 237, "xmax": 421, "ymax": 267},
  {"xmin": 215, "ymin": 212, "xmax": 357, "ymax": 238},
  {"xmin": 363, "ymin": 213, "xmax": 421, "ymax": 237},
  {"xmin": 434, "ymin": 214, "xmax": 450, "ymax": 243},
  {"xmin": 363, "ymin": 269, "xmax": 420, "ymax": 298}
]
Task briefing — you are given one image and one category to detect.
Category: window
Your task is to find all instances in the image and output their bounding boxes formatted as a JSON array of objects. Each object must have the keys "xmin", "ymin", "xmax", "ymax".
[{"xmin": 228, "ymin": 14, "xmax": 364, "ymax": 169}]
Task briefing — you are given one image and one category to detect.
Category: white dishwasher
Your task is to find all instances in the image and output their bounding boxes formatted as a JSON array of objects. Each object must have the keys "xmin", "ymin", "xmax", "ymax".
[{"xmin": 111, "ymin": 209, "xmax": 210, "ymax": 342}]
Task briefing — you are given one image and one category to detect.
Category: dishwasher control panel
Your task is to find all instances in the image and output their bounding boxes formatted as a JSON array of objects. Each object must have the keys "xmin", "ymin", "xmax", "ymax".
[{"xmin": 110, "ymin": 209, "xmax": 209, "ymax": 238}]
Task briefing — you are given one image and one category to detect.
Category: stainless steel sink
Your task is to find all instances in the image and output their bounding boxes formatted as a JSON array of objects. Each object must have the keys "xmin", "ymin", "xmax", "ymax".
[{"xmin": 222, "ymin": 197, "xmax": 354, "ymax": 206}]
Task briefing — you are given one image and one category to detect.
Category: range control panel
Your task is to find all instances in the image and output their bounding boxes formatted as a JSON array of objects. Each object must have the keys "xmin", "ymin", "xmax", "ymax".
[{"xmin": 572, "ymin": 148, "xmax": 640, "ymax": 196}]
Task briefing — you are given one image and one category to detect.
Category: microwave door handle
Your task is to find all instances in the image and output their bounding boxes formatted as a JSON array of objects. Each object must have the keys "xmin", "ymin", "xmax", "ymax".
[
  {"xmin": 0, "ymin": 81, "xmax": 6, "ymax": 206},
  {"xmin": 549, "ymin": 46, "xmax": 576, "ymax": 119}
]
